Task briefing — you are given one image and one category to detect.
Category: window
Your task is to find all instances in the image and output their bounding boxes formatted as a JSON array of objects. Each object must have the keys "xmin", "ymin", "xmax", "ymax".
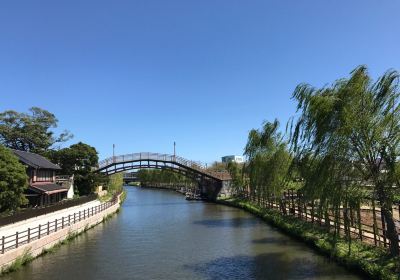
[{"xmin": 36, "ymin": 170, "xmax": 54, "ymax": 182}]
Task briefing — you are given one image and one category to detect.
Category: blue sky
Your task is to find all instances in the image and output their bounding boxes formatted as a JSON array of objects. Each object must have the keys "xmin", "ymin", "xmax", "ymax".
[{"xmin": 1, "ymin": 1, "xmax": 399, "ymax": 164}]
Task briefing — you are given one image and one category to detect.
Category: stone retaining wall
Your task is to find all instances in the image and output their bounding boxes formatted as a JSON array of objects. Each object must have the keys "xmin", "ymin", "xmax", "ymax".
[{"xmin": 0, "ymin": 196, "xmax": 121, "ymax": 271}]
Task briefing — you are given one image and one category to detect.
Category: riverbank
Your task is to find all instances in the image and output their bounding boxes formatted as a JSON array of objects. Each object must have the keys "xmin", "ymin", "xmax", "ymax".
[
  {"xmin": 217, "ymin": 197, "xmax": 399, "ymax": 280},
  {"xmin": 0, "ymin": 190, "xmax": 126, "ymax": 276}
]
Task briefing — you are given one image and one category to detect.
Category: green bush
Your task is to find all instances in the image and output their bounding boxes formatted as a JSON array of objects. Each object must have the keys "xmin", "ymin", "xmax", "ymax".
[{"xmin": 0, "ymin": 145, "xmax": 28, "ymax": 212}]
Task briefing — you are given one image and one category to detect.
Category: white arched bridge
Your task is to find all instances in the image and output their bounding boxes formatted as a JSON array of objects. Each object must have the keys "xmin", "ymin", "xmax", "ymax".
[{"xmin": 95, "ymin": 152, "xmax": 231, "ymax": 200}]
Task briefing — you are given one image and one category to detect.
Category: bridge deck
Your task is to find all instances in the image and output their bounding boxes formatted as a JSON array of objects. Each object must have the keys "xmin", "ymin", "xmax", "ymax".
[{"xmin": 96, "ymin": 152, "xmax": 231, "ymax": 181}]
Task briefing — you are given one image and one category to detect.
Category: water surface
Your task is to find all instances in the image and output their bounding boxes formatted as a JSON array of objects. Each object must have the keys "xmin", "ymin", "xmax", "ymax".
[{"xmin": 4, "ymin": 187, "xmax": 363, "ymax": 280}]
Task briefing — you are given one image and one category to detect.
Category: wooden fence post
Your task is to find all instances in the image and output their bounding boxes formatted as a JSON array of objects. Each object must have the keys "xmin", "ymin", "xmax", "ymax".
[
  {"xmin": 297, "ymin": 191, "xmax": 301, "ymax": 219},
  {"xmin": 311, "ymin": 200, "xmax": 315, "ymax": 223},
  {"xmin": 291, "ymin": 189, "xmax": 295, "ymax": 215},
  {"xmin": 47, "ymin": 221, "xmax": 50, "ymax": 235},
  {"xmin": 16, "ymin": 232, "xmax": 18, "ymax": 248},
  {"xmin": 38, "ymin": 224, "xmax": 41, "ymax": 239},
  {"xmin": 55, "ymin": 219, "xmax": 57, "ymax": 232},
  {"xmin": 380, "ymin": 210, "xmax": 387, "ymax": 247},
  {"xmin": 2, "ymin": 236, "xmax": 4, "ymax": 254},
  {"xmin": 28, "ymin": 228, "xmax": 31, "ymax": 243},
  {"xmin": 372, "ymin": 198, "xmax": 378, "ymax": 246}
]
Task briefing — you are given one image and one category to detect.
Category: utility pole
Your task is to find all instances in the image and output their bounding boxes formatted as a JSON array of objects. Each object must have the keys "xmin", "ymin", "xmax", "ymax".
[{"xmin": 113, "ymin": 144, "xmax": 115, "ymax": 163}]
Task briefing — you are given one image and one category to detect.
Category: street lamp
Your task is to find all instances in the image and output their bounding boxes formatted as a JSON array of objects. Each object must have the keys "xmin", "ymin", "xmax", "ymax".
[
  {"xmin": 113, "ymin": 144, "xmax": 115, "ymax": 163},
  {"xmin": 173, "ymin": 141, "xmax": 176, "ymax": 159}
]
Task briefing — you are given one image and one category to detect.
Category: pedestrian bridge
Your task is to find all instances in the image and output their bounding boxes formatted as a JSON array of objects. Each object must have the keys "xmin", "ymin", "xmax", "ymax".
[{"xmin": 95, "ymin": 152, "xmax": 231, "ymax": 200}]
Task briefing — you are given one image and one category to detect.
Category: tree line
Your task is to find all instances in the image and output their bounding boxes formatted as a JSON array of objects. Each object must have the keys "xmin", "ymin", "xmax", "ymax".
[
  {"xmin": 137, "ymin": 169, "xmax": 197, "ymax": 188},
  {"xmin": 0, "ymin": 107, "xmax": 108, "ymax": 212},
  {"xmin": 227, "ymin": 66, "xmax": 400, "ymax": 256}
]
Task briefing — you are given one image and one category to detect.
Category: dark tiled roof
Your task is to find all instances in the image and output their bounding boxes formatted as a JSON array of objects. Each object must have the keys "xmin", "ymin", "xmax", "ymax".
[
  {"xmin": 12, "ymin": 149, "xmax": 61, "ymax": 170},
  {"xmin": 29, "ymin": 183, "xmax": 68, "ymax": 194}
]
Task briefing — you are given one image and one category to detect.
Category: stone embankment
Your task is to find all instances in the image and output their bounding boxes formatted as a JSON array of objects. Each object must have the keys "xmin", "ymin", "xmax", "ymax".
[{"xmin": 0, "ymin": 193, "xmax": 122, "ymax": 272}]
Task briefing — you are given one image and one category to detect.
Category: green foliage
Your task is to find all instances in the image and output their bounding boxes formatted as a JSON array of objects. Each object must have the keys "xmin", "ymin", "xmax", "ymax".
[
  {"xmin": 220, "ymin": 198, "xmax": 399, "ymax": 280},
  {"xmin": 137, "ymin": 169, "xmax": 196, "ymax": 186},
  {"xmin": 0, "ymin": 107, "xmax": 72, "ymax": 154},
  {"xmin": 243, "ymin": 119, "xmax": 292, "ymax": 201},
  {"xmin": 0, "ymin": 145, "xmax": 28, "ymax": 212},
  {"xmin": 291, "ymin": 66, "xmax": 400, "ymax": 256},
  {"xmin": 233, "ymin": 65, "xmax": 400, "ymax": 260},
  {"xmin": 207, "ymin": 161, "xmax": 227, "ymax": 172},
  {"xmin": 120, "ymin": 189, "xmax": 127, "ymax": 203},
  {"xmin": 48, "ymin": 142, "xmax": 105, "ymax": 196},
  {"xmin": 47, "ymin": 142, "xmax": 99, "ymax": 175},
  {"xmin": 226, "ymin": 162, "xmax": 245, "ymax": 195},
  {"xmin": 1, "ymin": 249, "xmax": 33, "ymax": 274},
  {"xmin": 107, "ymin": 173, "xmax": 123, "ymax": 194}
]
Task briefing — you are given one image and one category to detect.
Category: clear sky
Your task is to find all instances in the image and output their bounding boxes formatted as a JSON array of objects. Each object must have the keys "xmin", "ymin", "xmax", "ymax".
[{"xmin": 1, "ymin": 1, "xmax": 399, "ymax": 164}]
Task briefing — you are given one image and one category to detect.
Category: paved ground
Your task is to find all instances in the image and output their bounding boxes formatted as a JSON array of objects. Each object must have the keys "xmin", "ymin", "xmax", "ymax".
[{"xmin": 0, "ymin": 200, "xmax": 101, "ymax": 239}]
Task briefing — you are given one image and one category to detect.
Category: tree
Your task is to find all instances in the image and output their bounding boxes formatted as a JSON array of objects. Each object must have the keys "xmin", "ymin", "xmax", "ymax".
[
  {"xmin": 243, "ymin": 119, "xmax": 292, "ymax": 205},
  {"xmin": 226, "ymin": 161, "xmax": 245, "ymax": 196},
  {"xmin": 0, "ymin": 107, "xmax": 72, "ymax": 154},
  {"xmin": 48, "ymin": 142, "xmax": 103, "ymax": 196},
  {"xmin": 291, "ymin": 66, "xmax": 400, "ymax": 256},
  {"xmin": 137, "ymin": 169, "xmax": 196, "ymax": 187},
  {"xmin": 48, "ymin": 142, "xmax": 99, "ymax": 175},
  {"xmin": 0, "ymin": 145, "xmax": 28, "ymax": 212}
]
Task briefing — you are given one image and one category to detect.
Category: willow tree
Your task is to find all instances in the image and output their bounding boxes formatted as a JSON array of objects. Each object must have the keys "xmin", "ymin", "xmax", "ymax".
[
  {"xmin": 244, "ymin": 119, "xmax": 291, "ymax": 205},
  {"xmin": 226, "ymin": 161, "xmax": 245, "ymax": 196},
  {"xmin": 291, "ymin": 66, "xmax": 400, "ymax": 256}
]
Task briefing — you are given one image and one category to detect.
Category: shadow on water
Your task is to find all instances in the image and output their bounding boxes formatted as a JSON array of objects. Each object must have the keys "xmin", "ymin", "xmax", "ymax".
[
  {"xmin": 128, "ymin": 202, "xmax": 190, "ymax": 207},
  {"xmin": 251, "ymin": 236, "xmax": 293, "ymax": 246},
  {"xmin": 184, "ymin": 252, "xmax": 363, "ymax": 280},
  {"xmin": 193, "ymin": 217, "xmax": 259, "ymax": 228},
  {"xmin": 216, "ymin": 208, "xmax": 241, "ymax": 213}
]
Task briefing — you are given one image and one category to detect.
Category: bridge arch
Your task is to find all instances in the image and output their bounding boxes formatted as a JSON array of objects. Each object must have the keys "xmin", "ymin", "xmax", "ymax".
[{"xmin": 95, "ymin": 153, "xmax": 231, "ymax": 200}]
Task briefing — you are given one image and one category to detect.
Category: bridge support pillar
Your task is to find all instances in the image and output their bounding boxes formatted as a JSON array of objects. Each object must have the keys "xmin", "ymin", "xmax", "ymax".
[{"xmin": 199, "ymin": 178, "xmax": 223, "ymax": 201}]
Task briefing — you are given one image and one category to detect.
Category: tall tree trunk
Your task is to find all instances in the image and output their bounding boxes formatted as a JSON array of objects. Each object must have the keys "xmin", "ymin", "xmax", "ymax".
[{"xmin": 377, "ymin": 184, "xmax": 399, "ymax": 256}]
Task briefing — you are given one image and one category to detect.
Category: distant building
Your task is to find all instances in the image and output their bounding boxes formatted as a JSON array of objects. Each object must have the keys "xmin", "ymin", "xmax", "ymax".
[
  {"xmin": 221, "ymin": 155, "xmax": 244, "ymax": 164},
  {"xmin": 12, "ymin": 150, "xmax": 73, "ymax": 207}
]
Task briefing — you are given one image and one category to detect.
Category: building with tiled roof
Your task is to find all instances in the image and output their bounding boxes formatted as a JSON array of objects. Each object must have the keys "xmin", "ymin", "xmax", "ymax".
[{"xmin": 12, "ymin": 149, "xmax": 71, "ymax": 207}]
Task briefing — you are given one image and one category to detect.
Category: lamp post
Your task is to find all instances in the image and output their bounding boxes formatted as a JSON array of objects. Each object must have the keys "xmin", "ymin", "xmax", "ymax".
[
  {"xmin": 173, "ymin": 141, "xmax": 176, "ymax": 160},
  {"xmin": 113, "ymin": 144, "xmax": 115, "ymax": 163}
]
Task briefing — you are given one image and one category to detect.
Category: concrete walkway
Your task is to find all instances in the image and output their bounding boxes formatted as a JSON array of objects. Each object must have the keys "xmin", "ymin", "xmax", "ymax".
[{"xmin": 0, "ymin": 200, "xmax": 101, "ymax": 239}]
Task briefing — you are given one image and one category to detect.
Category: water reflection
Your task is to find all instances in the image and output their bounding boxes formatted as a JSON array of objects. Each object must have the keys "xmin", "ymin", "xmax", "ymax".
[{"xmin": 3, "ymin": 187, "xmax": 363, "ymax": 280}]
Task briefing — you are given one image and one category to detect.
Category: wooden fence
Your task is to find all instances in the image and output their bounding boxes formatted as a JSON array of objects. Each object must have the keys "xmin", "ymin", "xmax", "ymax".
[{"xmin": 249, "ymin": 190, "xmax": 400, "ymax": 250}]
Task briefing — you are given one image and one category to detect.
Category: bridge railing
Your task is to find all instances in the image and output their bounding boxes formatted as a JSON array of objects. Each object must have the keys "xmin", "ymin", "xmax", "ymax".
[{"xmin": 97, "ymin": 152, "xmax": 230, "ymax": 180}]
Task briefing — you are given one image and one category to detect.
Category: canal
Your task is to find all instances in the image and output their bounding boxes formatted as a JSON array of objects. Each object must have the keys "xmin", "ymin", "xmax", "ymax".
[{"xmin": 4, "ymin": 187, "xmax": 363, "ymax": 280}]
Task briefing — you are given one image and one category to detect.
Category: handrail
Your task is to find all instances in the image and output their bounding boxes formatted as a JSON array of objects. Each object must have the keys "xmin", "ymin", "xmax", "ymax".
[
  {"xmin": 1, "ymin": 193, "xmax": 120, "ymax": 254},
  {"xmin": 0, "ymin": 195, "xmax": 97, "ymax": 227},
  {"xmin": 96, "ymin": 152, "xmax": 231, "ymax": 180}
]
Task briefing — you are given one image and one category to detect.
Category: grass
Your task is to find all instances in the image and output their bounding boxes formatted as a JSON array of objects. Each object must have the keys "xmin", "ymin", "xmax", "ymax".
[
  {"xmin": 120, "ymin": 189, "xmax": 127, "ymax": 203},
  {"xmin": 218, "ymin": 198, "xmax": 400, "ymax": 280},
  {"xmin": 1, "ymin": 249, "xmax": 33, "ymax": 274},
  {"xmin": 98, "ymin": 192, "xmax": 113, "ymax": 202}
]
